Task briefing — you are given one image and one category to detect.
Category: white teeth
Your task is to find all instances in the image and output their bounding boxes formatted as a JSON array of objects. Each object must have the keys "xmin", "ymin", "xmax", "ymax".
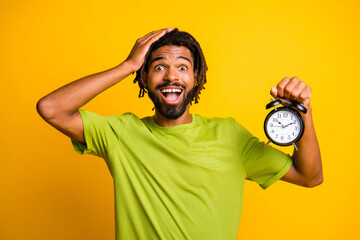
[{"xmin": 160, "ymin": 89, "xmax": 182, "ymax": 93}]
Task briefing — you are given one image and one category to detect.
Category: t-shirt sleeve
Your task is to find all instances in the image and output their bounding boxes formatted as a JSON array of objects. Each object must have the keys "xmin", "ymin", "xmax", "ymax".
[
  {"xmin": 71, "ymin": 109, "xmax": 130, "ymax": 158},
  {"xmin": 233, "ymin": 119, "xmax": 293, "ymax": 189}
]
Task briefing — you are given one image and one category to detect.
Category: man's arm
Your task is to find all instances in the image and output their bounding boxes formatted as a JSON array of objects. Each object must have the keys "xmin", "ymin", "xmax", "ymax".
[
  {"xmin": 270, "ymin": 77, "xmax": 323, "ymax": 187},
  {"xmin": 37, "ymin": 28, "xmax": 173, "ymax": 144}
]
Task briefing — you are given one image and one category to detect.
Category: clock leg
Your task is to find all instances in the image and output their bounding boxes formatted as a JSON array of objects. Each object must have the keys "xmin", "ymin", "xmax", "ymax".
[{"xmin": 293, "ymin": 142, "xmax": 299, "ymax": 151}]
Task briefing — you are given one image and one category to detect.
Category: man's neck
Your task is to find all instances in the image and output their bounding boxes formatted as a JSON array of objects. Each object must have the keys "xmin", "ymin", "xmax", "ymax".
[{"xmin": 153, "ymin": 107, "xmax": 192, "ymax": 127}]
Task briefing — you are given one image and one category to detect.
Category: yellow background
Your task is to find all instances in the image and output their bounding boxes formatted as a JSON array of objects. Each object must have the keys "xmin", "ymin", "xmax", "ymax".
[{"xmin": 1, "ymin": 0, "xmax": 359, "ymax": 239}]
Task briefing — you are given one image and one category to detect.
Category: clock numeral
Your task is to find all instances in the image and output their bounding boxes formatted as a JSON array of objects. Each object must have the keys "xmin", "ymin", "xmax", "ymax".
[
  {"xmin": 288, "ymin": 135, "xmax": 291, "ymax": 139},
  {"xmin": 281, "ymin": 136, "xmax": 284, "ymax": 140},
  {"xmin": 292, "ymin": 132, "xmax": 295, "ymax": 136},
  {"xmin": 275, "ymin": 134, "xmax": 278, "ymax": 139},
  {"xmin": 294, "ymin": 127, "xmax": 298, "ymax": 130},
  {"xmin": 283, "ymin": 113, "xmax": 288, "ymax": 117},
  {"xmin": 291, "ymin": 116, "xmax": 293, "ymax": 120},
  {"xmin": 273, "ymin": 118, "xmax": 278, "ymax": 122},
  {"xmin": 270, "ymin": 123, "xmax": 273, "ymax": 127},
  {"xmin": 271, "ymin": 130, "xmax": 275, "ymax": 133},
  {"xmin": 277, "ymin": 113, "xmax": 281, "ymax": 118}
]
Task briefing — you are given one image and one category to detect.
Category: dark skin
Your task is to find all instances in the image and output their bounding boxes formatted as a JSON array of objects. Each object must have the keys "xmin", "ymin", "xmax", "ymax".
[
  {"xmin": 37, "ymin": 28, "xmax": 322, "ymax": 188},
  {"xmin": 146, "ymin": 46, "xmax": 196, "ymax": 127},
  {"xmin": 271, "ymin": 77, "xmax": 322, "ymax": 187},
  {"xmin": 37, "ymin": 28, "xmax": 174, "ymax": 144}
]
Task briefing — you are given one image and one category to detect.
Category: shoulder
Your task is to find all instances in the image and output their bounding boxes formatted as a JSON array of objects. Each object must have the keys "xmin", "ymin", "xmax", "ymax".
[
  {"xmin": 79, "ymin": 110, "xmax": 143, "ymax": 129},
  {"xmin": 105, "ymin": 112, "xmax": 150, "ymax": 130},
  {"xmin": 105, "ymin": 112, "xmax": 139, "ymax": 122}
]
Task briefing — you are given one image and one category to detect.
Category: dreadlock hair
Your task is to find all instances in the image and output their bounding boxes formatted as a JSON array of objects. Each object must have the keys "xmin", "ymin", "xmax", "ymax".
[{"xmin": 133, "ymin": 28, "xmax": 208, "ymax": 105}]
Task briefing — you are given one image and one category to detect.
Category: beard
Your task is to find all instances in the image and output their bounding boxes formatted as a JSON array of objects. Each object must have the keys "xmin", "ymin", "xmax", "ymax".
[{"xmin": 148, "ymin": 82, "xmax": 196, "ymax": 120}]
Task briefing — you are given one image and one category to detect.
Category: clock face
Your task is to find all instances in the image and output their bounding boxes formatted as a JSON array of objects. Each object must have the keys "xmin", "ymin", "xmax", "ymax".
[{"xmin": 264, "ymin": 108, "xmax": 304, "ymax": 145}]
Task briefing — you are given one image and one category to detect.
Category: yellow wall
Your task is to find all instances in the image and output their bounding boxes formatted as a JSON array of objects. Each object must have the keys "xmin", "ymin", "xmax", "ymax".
[{"xmin": 1, "ymin": 0, "xmax": 359, "ymax": 239}]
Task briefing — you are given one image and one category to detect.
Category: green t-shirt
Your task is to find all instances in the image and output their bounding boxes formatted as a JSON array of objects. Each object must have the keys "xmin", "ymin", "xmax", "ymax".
[{"xmin": 72, "ymin": 110, "xmax": 292, "ymax": 240}]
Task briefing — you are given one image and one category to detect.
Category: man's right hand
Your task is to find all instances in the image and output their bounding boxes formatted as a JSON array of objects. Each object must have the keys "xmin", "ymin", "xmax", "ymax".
[
  {"xmin": 125, "ymin": 28, "xmax": 173, "ymax": 73},
  {"xmin": 37, "ymin": 28, "xmax": 173, "ymax": 144}
]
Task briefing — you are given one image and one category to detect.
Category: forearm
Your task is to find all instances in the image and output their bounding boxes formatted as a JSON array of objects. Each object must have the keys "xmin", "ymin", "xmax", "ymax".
[
  {"xmin": 37, "ymin": 61, "xmax": 134, "ymax": 119},
  {"xmin": 37, "ymin": 28, "xmax": 172, "ymax": 144},
  {"xmin": 292, "ymin": 105, "xmax": 323, "ymax": 186}
]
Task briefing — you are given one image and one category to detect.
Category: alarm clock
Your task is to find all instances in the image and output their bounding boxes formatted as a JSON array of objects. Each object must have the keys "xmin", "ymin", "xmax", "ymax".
[{"xmin": 264, "ymin": 99, "xmax": 307, "ymax": 150}]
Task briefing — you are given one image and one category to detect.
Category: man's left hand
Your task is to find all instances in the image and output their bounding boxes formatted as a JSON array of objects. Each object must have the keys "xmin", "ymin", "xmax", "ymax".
[{"xmin": 270, "ymin": 76, "xmax": 312, "ymax": 109}]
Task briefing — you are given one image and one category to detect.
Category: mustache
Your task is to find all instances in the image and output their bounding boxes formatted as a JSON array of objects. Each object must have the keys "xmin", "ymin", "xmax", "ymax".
[{"xmin": 155, "ymin": 82, "xmax": 187, "ymax": 90}]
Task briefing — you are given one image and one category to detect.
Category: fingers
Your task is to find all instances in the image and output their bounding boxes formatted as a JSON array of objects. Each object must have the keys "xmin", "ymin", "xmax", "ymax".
[
  {"xmin": 292, "ymin": 82, "xmax": 309, "ymax": 101},
  {"xmin": 138, "ymin": 28, "xmax": 173, "ymax": 45},
  {"xmin": 275, "ymin": 76, "xmax": 311, "ymax": 102},
  {"xmin": 283, "ymin": 77, "xmax": 299, "ymax": 99},
  {"xmin": 145, "ymin": 28, "xmax": 173, "ymax": 45},
  {"xmin": 270, "ymin": 86, "xmax": 277, "ymax": 98},
  {"xmin": 276, "ymin": 77, "xmax": 291, "ymax": 98},
  {"xmin": 295, "ymin": 85, "xmax": 311, "ymax": 102},
  {"xmin": 126, "ymin": 28, "xmax": 173, "ymax": 72},
  {"xmin": 132, "ymin": 28, "xmax": 173, "ymax": 55}
]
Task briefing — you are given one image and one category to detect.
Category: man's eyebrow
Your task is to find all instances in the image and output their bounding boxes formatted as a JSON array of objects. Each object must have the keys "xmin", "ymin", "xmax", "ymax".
[
  {"xmin": 149, "ymin": 56, "xmax": 193, "ymax": 66},
  {"xmin": 149, "ymin": 57, "xmax": 165, "ymax": 66},
  {"xmin": 178, "ymin": 56, "xmax": 193, "ymax": 65}
]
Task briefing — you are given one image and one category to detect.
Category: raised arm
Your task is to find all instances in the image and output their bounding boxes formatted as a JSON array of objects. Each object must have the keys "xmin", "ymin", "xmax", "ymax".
[
  {"xmin": 270, "ymin": 77, "xmax": 323, "ymax": 187},
  {"xmin": 37, "ymin": 28, "xmax": 173, "ymax": 144}
]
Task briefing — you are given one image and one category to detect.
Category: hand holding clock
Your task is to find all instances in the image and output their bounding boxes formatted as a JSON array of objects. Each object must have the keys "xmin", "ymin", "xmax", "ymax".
[
  {"xmin": 264, "ymin": 76, "xmax": 312, "ymax": 147},
  {"xmin": 270, "ymin": 76, "xmax": 311, "ymax": 109},
  {"xmin": 267, "ymin": 77, "xmax": 323, "ymax": 188}
]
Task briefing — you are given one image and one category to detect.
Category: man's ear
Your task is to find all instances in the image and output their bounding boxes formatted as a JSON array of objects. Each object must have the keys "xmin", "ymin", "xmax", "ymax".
[{"xmin": 143, "ymin": 73, "xmax": 148, "ymax": 88}]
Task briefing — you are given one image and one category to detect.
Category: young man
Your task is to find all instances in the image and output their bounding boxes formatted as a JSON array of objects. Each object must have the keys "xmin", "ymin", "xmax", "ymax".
[{"xmin": 37, "ymin": 28, "xmax": 322, "ymax": 240}]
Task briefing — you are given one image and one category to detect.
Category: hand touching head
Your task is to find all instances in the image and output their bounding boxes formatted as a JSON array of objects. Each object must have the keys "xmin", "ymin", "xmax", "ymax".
[{"xmin": 134, "ymin": 28, "xmax": 208, "ymax": 105}]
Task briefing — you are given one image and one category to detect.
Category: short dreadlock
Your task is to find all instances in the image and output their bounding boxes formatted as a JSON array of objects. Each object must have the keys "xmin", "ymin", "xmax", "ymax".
[{"xmin": 133, "ymin": 28, "xmax": 208, "ymax": 104}]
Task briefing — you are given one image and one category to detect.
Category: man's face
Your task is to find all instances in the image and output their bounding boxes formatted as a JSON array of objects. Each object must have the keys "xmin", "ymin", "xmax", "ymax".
[{"xmin": 145, "ymin": 45, "xmax": 196, "ymax": 119}]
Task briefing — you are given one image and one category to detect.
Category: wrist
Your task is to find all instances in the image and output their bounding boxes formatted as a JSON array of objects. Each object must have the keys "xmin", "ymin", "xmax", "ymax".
[
  {"xmin": 121, "ymin": 60, "xmax": 138, "ymax": 74},
  {"xmin": 301, "ymin": 104, "xmax": 313, "ymax": 120}
]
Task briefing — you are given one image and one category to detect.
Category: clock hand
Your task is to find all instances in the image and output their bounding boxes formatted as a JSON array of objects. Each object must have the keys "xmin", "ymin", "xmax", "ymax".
[
  {"xmin": 284, "ymin": 121, "xmax": 296, "ymax": 127},
  {"xmin": 277, "ymin": 121, "xmax": 285, "ymax": 127}
]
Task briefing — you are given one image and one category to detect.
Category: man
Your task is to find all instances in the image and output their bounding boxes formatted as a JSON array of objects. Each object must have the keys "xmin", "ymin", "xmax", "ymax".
[{"xmin": 37, "ymin": 28, "xmax": 322, "ymax": 240}]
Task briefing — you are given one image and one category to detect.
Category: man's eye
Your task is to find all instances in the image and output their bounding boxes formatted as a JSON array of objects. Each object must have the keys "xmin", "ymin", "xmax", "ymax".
[
  {"xmin": 155, "ymin": 65, "xmax": 164, "ymax": 71},
  {"xmin": 179, "ymin": 66, "xmax": 187, "ymax": 71}
]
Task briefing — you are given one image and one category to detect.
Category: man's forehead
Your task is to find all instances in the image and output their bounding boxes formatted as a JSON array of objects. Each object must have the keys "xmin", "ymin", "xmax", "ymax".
[{"xmin": 149, "ymin": 45, "xmax": 193, "ymax": 64}]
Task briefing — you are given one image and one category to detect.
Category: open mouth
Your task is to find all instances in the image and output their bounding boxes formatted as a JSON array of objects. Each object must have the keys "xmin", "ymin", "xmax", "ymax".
[{"xmin": 160, "ymin": 88, "xmax": 184, "ymax": 104}]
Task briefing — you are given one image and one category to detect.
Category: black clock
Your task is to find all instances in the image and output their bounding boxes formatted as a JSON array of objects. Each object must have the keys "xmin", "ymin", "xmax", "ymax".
[{"xmin": 264, "ymin": 99, "xmax": 307, "ymax": 150}]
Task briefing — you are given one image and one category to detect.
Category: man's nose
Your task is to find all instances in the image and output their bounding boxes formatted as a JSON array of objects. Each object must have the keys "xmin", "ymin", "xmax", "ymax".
[{"xmin": 164, "ymin": 67, "xmax": 179, "ymax": 81}]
